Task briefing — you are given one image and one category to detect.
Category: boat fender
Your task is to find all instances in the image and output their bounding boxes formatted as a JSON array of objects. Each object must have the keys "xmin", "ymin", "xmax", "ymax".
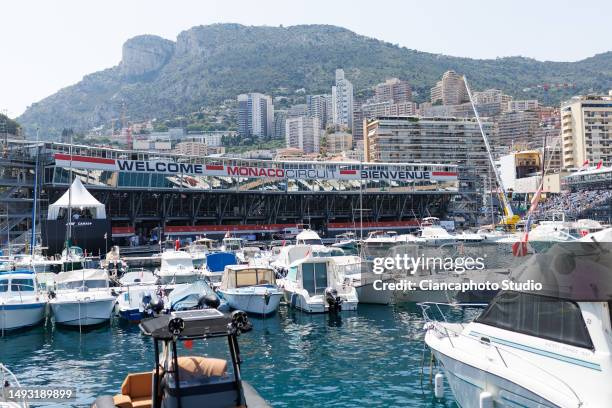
[
  {"xmin": 479, "ymin": 391, "xmax": 493, "ymax": 408},
  {"xmin": 434, "ymin": 373, "xmax": 444, "ymax": 398}
]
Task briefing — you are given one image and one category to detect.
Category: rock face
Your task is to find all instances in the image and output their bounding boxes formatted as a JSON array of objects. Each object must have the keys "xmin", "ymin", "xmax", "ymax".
[{"xmin": 120, "ymin": 35, "xmax": 175, "ymax": 77}]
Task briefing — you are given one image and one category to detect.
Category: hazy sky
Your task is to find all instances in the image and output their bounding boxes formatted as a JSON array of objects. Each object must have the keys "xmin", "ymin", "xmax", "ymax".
[{"xmin": 1, "ymin": 0, "xmax": 610, "ymax": 117}]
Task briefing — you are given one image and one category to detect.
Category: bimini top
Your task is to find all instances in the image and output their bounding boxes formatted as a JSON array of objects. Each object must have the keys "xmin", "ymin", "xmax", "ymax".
[
  {"xmin": 140, "ymin": 310, "xmax": 232, "ymax": 340},
  {"xmin": 509, "ymin": 241, "xmax": 612, "ymax": 301},
  {"xmin": 48, "ymin": 178, "xmax": 106, "ymax": 220}
]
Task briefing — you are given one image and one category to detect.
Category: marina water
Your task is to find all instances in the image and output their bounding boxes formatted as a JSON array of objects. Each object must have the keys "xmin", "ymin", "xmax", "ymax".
[{"xmin": 1, "ymin": 304, "xmax": 459, "ymax": 407}]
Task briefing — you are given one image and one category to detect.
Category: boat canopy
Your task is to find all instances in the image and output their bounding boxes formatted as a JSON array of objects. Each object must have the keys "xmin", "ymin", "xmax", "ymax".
[
  {"xmin": 278, "ymin": 245, "xmax": 311, "ymax": 265},
  {"xmin": 509, "ymin": 241, "xmax": 612, "ymax": 301},
  {"xmin": 220, "ymin": 266, "xmax": 276, "ymax": 289},
  {"xmin": 55, "ymin": 268, "xmax": 109, "ymax": 284},
  {"xmin": 169, "ymin": 280, "xmax": 217, "ymax": 310},
  {"xmin": 48, "ymin": 178, "xmax": 106, "ymax": 220},
  {"xmin": 206, "ymin": 252, "xmax": 238, "ymax": 272}
]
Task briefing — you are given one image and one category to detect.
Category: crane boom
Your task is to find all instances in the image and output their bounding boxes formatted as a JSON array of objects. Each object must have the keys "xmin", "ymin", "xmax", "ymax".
[{"xmin": 464, "ymin": 76, "xmax": 517, "ymax": 223}]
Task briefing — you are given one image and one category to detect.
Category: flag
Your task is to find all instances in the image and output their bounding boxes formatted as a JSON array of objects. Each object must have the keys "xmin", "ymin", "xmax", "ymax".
[
  {"xmin": 597, "ymin": 160, "xmax": 603, "ymax": 169},
  {"xmin": 580, "ymin": 159, "xmax": 589, "ymax": 171}
]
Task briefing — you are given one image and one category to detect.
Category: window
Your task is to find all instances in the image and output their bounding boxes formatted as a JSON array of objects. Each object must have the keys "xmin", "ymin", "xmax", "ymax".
[
  {"xmin": 476, "ymin": 291, "xmax": 593, "ymax": 349},
  {"xmin": 301, "ymin": 262, "xmax": 328, "ymax": 296},
  {"xmin": 0, "ymin": 279, "xmax": 8, "ymax": 292},
  {"xmin": 11, "ymin": 279, "xmax": 35, "ymax": 292}
]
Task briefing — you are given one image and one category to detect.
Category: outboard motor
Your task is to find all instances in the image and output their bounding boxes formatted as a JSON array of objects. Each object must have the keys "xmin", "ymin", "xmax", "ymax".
[
  {"xmin": 230, "ymin": 310, "xmax": 252, "ymax": 333},
  {"xmin": 325, "ymin": 287, "xmax": 343, "ymax": 313},
  {"xmin": 143, "ymin": 294, "xmax": 164, "ymax": 316},
  {"xmin": 198, "ymin": 294, "xmax": 221, "ymax": 309}
]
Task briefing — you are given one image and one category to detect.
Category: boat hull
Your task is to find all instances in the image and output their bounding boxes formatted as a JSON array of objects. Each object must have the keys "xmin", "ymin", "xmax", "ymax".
[
  {"xmin": 219, "ymin": 290, "xmax": 283, "ymax": 316},
  {"xmin": 432, "ymin": 349, "xmax": 560, "ymax": 408},
  {"xmin": 51, "ymin": 297, "xmax": 116, "ymax": 326},
  {"xmin": 283, "ymin": 289, "xmax": 358, "ymax": 313},
  {"xmin": 0, "ymin": 302, "xmax": 46, "ymax": 330},
  {"xmin": 355, "ymin": 282, "xmax": 393, "ymax": 305}
]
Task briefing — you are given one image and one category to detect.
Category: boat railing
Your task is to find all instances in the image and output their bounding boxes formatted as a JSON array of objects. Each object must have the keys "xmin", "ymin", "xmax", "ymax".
[
  {"xmin": 0, "ymin": 363, "xmax": 27, "ymax": 407},
  {"xmin": 419, "ymin": 302, "xmax": 584, "ymax": 407}
]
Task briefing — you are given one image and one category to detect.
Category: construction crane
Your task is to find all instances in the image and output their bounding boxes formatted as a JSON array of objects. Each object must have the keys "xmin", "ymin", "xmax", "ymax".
[{"xmin": 464, "ymin": 76, "xmax": 520, "ymax": 230}]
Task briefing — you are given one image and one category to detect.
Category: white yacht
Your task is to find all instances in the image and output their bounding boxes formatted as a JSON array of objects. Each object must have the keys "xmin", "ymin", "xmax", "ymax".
[
  {"xmin": 186, "ymin": 237, "xmax": 216, "ymax": 268},
  {"xmin": 0, "ymin": 270, "xmax": 47, "ymax": 331},
  {"xmin": 295, "ymin": 229, "xmax": 324, "ymax": 246},
  {"xmin": 217, "ymin": 265, "xmax": 283, "ymax": 316},
  {"xmin": 49, "ymin": 269, "xmax": 116, "ymax": 327},
  {"xmin": 529, "ymin": 215, "xmax": 604, "ymax": 253},
  {"xmin": 416, "ymin": 217, "xmax": 457, "ymax": 246},
  {"xmin": 424, "ymin": 241, "xmax": 612, "ymax": 408},
  {"xmin": 476, "ymin": 225, "xmax": 519, "ymax": 244},
  {"xmin": 277, "ymin": 257, "xmax": 358, "ymax": 313},
  {"xmin": 156, "ymin": 250, "xmax": 201, "ymax": 284}
]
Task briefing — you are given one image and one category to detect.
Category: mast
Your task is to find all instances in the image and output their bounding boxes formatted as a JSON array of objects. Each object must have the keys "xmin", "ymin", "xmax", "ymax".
[
  {"xmin": 30, "ymin": 129, "xmax": 40, "ymax": 255},
  {"xmin": 67, "ymin": 134, "xmax": 73, "ymax": 248}
]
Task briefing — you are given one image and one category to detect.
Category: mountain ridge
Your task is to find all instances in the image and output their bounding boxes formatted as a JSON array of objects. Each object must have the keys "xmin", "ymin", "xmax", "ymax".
[{"xmin": 18, "ymin": 23, "xmax": 612, "ymax": 138}]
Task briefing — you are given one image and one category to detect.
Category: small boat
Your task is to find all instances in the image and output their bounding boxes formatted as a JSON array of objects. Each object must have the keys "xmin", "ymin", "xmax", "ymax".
[
  {"xmin": 423, "ymin": 241, "xmax": 612, "ymax": 407},
  {"xmin": 217, "ymin": 265, "xmax": 283, "ymax": 316},
  {"xmin": 115, "ymin": 270, "xmax": 165, "ymax": 322},
  {"xmin": 49, "ymin": 269, "xmax": 116, "ymax": 327},
  {"xmin": 91, "ymin": 309, "xmax": 270, "ymax": 408},
  {"xmin": 157, "ymin": 250, "xmax": 201, "ymax": 284},
  {"xmin": 202, "ymin": 252, "xmax": 238, "ymax": 287},
  {"xmin": 415, "ymin": 217, "xmax": 457, "ymax": 246},
  {"xmin": 0, "ymin": 270, "xmax": 47, "ymax": 331},
  {"xmin": 186, "ymin": 237, "xmax": 216, "ymax": 268},
  {"xmin": 529, "ymin": 216, "xmax": 604, "ymax": 253},
  {"xmin": 295, "ymin": 229, "xmax": 324, "ymax": 246},
  {"xmin": 168, "ymin": 280, "xmax": 226, "ymax": 312},
  {"xmin": 278, "ymin": 257, "xmax": 358, "ymax": 313}
]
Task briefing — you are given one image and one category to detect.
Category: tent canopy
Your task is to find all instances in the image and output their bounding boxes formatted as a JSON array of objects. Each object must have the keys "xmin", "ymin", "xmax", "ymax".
[{"xmin": 48, "ymin": 178, "xmax": 106, "ymax": 220}]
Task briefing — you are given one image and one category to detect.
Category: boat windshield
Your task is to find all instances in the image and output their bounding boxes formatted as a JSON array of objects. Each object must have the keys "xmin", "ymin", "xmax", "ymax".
[
  {"xmin": 11, "ymin": 278, "xmax": 35, "ymax": 292},
  {"xmin": 299, "ymin": 239, "xmax": 323, "ymax": 245},
  {"xmin": 476, "ymin": 291, "xmax": 593, "ymax": 349},
  {"xmin": 302, "ymin": 262, "xmax": 328, "ymax": 296},
  {"xmin": 58, "ymin": 279, "xmax": 108, "ymax": 290}
]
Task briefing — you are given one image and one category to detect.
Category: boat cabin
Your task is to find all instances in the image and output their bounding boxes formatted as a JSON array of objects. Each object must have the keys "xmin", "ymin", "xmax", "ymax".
[
  {"xmin": 221, "ymin": 266, "xmax": 276, "ymax": 290},
  {"xmin": 295, "ymin": 230, "xmax": 323, "ymax": 246},
  {"xmin": 286, "ymin": 258, "xmax": 336, "ymax": 297}
]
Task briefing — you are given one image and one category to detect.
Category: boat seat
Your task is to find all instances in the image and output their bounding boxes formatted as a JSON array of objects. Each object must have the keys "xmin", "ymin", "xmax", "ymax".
[
  {"xmin": 173, "ymin": 356, "xmax": 227, "ymax": 382},
  {"xmin": 113, "ymin": 371, "xmax": 153, "ymax": 408}
]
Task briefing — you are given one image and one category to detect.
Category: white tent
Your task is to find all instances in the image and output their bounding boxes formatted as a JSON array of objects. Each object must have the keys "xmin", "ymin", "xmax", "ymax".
[{"xmin": 47, "ymin": 178, "xmax": 107, "ymax": 220}]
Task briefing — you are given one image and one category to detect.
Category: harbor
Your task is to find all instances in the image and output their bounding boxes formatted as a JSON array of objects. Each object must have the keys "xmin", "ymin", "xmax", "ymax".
[{"xmin": 2, "ymin": 4, "xmax": 612, "ymax": 406}]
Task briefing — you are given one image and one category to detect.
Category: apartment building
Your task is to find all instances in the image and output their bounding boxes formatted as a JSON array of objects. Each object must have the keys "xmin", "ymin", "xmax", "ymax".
[
  {"xmin": 506, "ymin": 100, "xmax": 539, "ymax": 112},
  {"xmin": 332, "ymin": 69, "xmax": 354, "ymax": 128},
  {"xmin": 561, "ymin": 95, "xmax": 612, "ymax": 169},
  {"xmin": 496, "ymin": 110, "xmax": 540, "ymax": 148},
  {"xmin": 374, "ymin": 78, "xmax": 412, "ymax": 104},
  {"xmin": 326, "ymin": 132, "xmax": 353, "ymax": 154},
  {"xmin": 285, "ymin": 116, "xmax": 321, "ymax": 154},
  {"xmin": 430, "ymin": 70, "xmax": 468, "ymax": 105},
  {"xmin": 237, "ymin": 93, "xmax": 274, "ymax": 138}
]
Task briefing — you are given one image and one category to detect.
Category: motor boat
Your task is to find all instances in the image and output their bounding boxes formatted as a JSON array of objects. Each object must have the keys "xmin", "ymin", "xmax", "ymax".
[
  {"xmin": 217, "ymin": 265, "xmax": 283, "ymax": 316},
  {"xmin": 115, "ymin": 270, "xmax": 165, "ymax": 322},
  {"xmin": 295, "ymin": 229, "xmax": 324, "ymax": 246},
  {"xmin": 186, "ymin": 238, "xmax": 217, "ymax": 268},
  {"xmin": 157, "ymin": 250, "xmax": 201, "ymax": 284},
  {"xmin": 334, "ymin": 257, "xmax": 393, "ymax": 305},
  {"xmin": 91, "ymin": 309, "xmax": 270, "ymax": 408},
  {"xmin": 0, "ymin": 270, "xmax": 47, "ymax": 331},
  {"xmin": 49, "ymin": 269, "xmax": 116, "ymax": 327},
  {"xmin": 476, "ymin": 225, "xmax": 518, "ymax": 244},
  {"xmin": 528, "ymin": 215, "xmax": 604, "ymax": 253},
  {"xmin": 168, "ymin": 280, "xmax": 227, "ymax": 312},
  {"xmin": 277, "ymin": 257, "xmax": 358, "ymax": 313},
  {"xmin": 332, "ymin": 232, "xmax": 360, "ymax": 255},
  {"xmin": 423, "ymin": 240, "xmax": 612, "ymax": 407},
  {"xmin": 60, "ymin": 245, "xmax": 86, "ymax": 272},
  {"xmin": 454, "ymin": 231, "xmax": 484, "ymax": 243},
  {"xmin": 202, "ymin": 252, "xmax": 238, "ymax": 287},
  {"xmin": 415, "ymin": 217, "xmax": 457, "ymax": 246},
  {"xmin": 270, "ymin": 245, "xmax": 312, "ymax": 274}
]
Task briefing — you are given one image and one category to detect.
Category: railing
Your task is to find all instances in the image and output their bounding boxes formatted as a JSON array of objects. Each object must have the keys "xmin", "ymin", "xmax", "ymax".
[{"xmin": 419, "ymin": 301, "xmax": 584, "ymax": 408}]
